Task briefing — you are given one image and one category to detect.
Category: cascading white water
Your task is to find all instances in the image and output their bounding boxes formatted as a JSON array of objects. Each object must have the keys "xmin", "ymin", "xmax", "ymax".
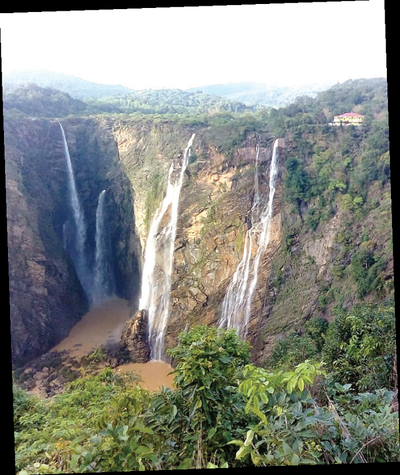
[
  {"xmin": 59, "ymin": 122, "xmax": 91, "ymax": 302},
  {"xmin": 219, "ymin": 139, "xmax": 280, "ymax": 337},
  {"xmin": 139, "ymin": 134, "xmax": 195, "ymax": 361},
  {"xmin": 92, "ymin": 189, "xmax": 111, "ymax": 304}
]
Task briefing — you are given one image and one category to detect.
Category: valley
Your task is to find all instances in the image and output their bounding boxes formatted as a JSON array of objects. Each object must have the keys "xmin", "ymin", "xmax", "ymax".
[{"xmin": 7, "ymin": 77, "xmax": 397, "ymax": 470}]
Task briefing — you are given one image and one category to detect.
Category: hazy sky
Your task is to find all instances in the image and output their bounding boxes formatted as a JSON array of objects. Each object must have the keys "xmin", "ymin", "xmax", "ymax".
[{"xmin": 0, "ymin": 1, "xmax": 387, "ymax": 90}]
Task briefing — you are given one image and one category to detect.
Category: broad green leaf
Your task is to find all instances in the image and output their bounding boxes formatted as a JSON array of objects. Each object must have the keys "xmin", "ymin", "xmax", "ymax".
[
  {"xmin": 244, "ymin": 429, "xmax": 255, "ymax": 447},
  {"xmin": 73, "ymin": 444, "xmax": 84, "ymax": 455},
  {"xmin": 282, "ymin": 441, "xmax": 292, "ymax": 455},
  {"xmin": 177, "ymin": 458, "xmax": 193, "ymax": 470},
  {"xmin": 208, "ymin": 427, "xmax": 217, "ymax": 439},
  {"xmin": 134, "ymin": 422, "xmax": 154, "ymax": 435},
  {"xmin": 71, "ymin": 435, "xmax": 87, "ymax": 447},
  {"xmin": 70, "ymin": 453, "xmax": 80, "ymax": 471},
  {"xmin": 251, "ymin": 404, "xmax": 268, "ymax": 423},
  {"xmin": 251, "ymin": 451, "xmax": 263, "ymax": 466},
  {"xmin": 259, "ymin": 392, "xmax": 269, "ymax": 404},
  {"xmin": 291, "ymin": 453, "xmax": 300, "ymax": 465},
  {"xmin": 219, "ymin": 355, "xmax": 231, "ymax": 364},
  {"xmin": 136, "ymin": 445, "xmax": 152, "ymax": 455},
  {"xmin": 253, "ymin": 394, "xmax": 260, "ymax": 410},
  {"xmin": 189, "ymin": 398, "xmax": 202, "ymax": 418},
  {"xmin": 300, "ymin": 458, "xmax": 318, "ymax": 465},
  {"xmin": 236, "ymin": 444, "xmax": 251, "ymax": 460},
  {"xmin": 227, "ymin": 439, "xmax": 244, "ymax": 446},
  {"xmin": 168, "ymin": 404, "xmax": 178, "ymax": 423},
  {"xmin": 207, "ymin": 462, "xmax": 218, "ymax": 468},
  {"xmin": 90, "ymin": 436, "xmax": 101, "ymax": 446}
]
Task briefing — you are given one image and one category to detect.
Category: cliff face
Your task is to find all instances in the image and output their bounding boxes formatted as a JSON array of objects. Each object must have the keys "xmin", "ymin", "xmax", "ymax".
[
  {"xmin": 5, "ymin": 118, "xmax": 141, "ymax": 365},
  {"xmin": 112, "ymin": 120, "xmax": 392, "ymax": 364},
  {"xmin": 6, "ymin": 119, "xmax": 88, "ymax": 364},
  {"xmin": 6, "ymin": 113, "xmax": 392, "ymax": 366},
  {"xmin": 112, "ymin": 120, "xmax": 285, "ymax": 361}
]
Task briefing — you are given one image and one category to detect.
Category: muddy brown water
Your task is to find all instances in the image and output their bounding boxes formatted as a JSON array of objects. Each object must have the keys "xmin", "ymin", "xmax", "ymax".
[
  {"xmin": 116, "ymin": 361, "xmax": 175, "ymax": 391},
  {"xmin": 50, "ymin": 298, "xmax": 175, "ymax": 391}
]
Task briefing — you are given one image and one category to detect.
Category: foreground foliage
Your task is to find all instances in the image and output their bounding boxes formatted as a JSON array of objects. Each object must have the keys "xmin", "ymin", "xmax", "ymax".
[
  {"xmin": 14, "ymin": 320, "xmax": 399, "ymax": 473},
  {"xmin": 267, "ymin": 298, "xmax": 397, "ymax": 393}
]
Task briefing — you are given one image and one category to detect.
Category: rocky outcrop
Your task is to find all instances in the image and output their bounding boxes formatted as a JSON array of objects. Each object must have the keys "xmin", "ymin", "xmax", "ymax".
[{"xmin": 120, "ymin": 309, "xmax": 151, "ymax": 363}]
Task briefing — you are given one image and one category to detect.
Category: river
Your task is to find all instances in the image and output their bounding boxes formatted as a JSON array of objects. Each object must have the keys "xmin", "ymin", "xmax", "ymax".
[{"xmin": 50, "ymin": 298, "xmax": 174, "ymax": 391}]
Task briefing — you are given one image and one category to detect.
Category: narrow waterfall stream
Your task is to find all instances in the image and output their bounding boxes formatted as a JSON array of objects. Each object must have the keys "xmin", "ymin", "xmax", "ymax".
[
  {"xmin": 59, "ymin": 126, "xmax": 116, "ymax": 306},
  {"xmin": 219, "ymin": 139, "xmax": 280, "ymax": 336},
  {"xmin": 139, "ymin": 134, "xmax": 195, "ymax": 361},
  {"xmin": 59, "ymin": 122, "xmax": 92, "ymax": 302},
  {"xmin": 93, "ymin": 190, "xmax": 107, "ymax": 303},
  {"xmin": 92, "ymin": 189, "xmax": 115, "ymax": 304}
]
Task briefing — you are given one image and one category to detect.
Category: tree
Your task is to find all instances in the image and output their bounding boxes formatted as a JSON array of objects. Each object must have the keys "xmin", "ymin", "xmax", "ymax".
[
  {"xmin": 322, "ymin": 299, "xmax": 396, "ymax": 391},
  {"xmin": 284, "ymin": 157, "xmax": 312, "ymax": 206}
]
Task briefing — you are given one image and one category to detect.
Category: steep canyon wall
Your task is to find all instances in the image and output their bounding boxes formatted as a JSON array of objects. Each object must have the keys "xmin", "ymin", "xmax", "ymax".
[
  {"xmin": 6, "ymin": 118, "xmax": 140, "ymax": 364},
  {"xmin": 112, "ymin": 120, "xmax": 285, "ymax": 361},
  {"xmin": 7, "ymin": 116, "xmax": 392, "ymax": 366}
]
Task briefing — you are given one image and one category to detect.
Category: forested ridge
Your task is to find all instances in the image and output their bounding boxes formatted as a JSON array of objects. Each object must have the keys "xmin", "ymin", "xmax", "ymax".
[{"xmin": 10, "ymin": 76, "xmax": 398, "ymax": 471}]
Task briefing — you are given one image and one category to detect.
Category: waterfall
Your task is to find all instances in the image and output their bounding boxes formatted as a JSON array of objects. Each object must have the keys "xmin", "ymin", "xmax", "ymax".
[
  {"xmin": 59, "ymin": 122, "xmax": 91, "ymax": 302},
  {"xmin": 219, "ymin": 139, "xmax": 280, "ymax": 337},
  {"xmin": 139, "ymin": 134, "xmax": 195, "ymax": 361},
  {"xmin": 92, "ymin": 189, "xmax": 113, "ymax": 304}
]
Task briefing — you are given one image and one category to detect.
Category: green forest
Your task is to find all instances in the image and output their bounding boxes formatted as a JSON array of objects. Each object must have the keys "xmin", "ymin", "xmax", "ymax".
[
  {"xmin": 10, "ymin": 77, "xmax": 398, "ymax": 471},
  {"xmin": 14, "ymin": 299, "xmax": 398, "ymax": 472}
]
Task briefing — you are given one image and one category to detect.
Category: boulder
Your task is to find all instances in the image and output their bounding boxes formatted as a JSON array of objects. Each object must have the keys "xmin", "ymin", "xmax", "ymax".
[{"xmin": 120, "ymin": 309, "xmax": 151, "ymax": 363}]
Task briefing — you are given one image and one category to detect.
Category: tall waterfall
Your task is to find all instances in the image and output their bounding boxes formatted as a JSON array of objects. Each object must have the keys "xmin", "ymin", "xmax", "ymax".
[
  {"xmin": 92, "ymin": 189, "xmax": 114, "ymax": 304},
  {"xmin": 219, "ymin": 139, "xmax": 280, "ymax": 337},
  {"xmin": 59, "ymin": 122, "xmax": 91, "ymax": 302},
  {"xmin": 139, "ymin": 134, "xmax": 195, "ymax": 361}
]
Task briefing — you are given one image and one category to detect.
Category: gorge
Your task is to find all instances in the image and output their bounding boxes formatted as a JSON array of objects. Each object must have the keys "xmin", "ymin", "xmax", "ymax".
[{"xmin": 6, "ymin": 78, "xmax": 392, "ymax": 374}]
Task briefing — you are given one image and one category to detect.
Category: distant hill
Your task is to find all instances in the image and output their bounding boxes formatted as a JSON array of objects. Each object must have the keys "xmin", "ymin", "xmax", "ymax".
[
  {"xmin": 3, "ymin": 83, "xmax": 88, "ymax": 118},
  {"xmin": 2, "ymin": 82, "xmax": 254, "ymax": 119},
  {"xmin": 85, "ymin": 88, "xmax": 254, "ymax": 116},
  {"xmin": 2, "ymin": 70, "xmax": 134, "ymax": 99},
  {"xmin": 186, "ymin": 80, "xmax": 336, "ymax": 108}
]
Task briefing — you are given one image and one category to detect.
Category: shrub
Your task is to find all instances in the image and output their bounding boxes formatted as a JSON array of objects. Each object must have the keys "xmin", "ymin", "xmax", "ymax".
[
  {"xmin": 322, "ymin": 299, "xmax": 396, "ymax": 391},
  {"xmin": 350, "ymin": 249, "xmax": 386, "ymax": 297}
]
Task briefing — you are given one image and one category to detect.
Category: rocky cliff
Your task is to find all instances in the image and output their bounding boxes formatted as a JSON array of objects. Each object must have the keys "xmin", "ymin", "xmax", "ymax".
[
  {"xmin": 111, "ymin": 120, "xmax": 286, "ymax": 361},
  {"xmin": 6, "ymin": 87, "xmax": 392, "ymax": 366},
  {"xmin": 6, "ymin": 117, "xmax": 141, "ymax": 365},
  {"xmin": 111, "ymin": 118, "xmax": 392, "ymax": 364}
]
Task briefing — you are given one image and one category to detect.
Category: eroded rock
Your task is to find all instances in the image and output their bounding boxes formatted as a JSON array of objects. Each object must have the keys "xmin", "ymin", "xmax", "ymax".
[{"xmin": 120, "ymin": 309, "xmax": 151, "ymax": 363}]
